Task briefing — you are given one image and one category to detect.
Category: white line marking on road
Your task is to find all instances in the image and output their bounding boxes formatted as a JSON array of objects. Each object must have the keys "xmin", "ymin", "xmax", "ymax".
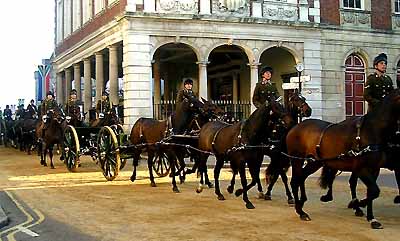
[{"xmin": 17, "ymin": 226, "xmax": 39, "ymax": 237}]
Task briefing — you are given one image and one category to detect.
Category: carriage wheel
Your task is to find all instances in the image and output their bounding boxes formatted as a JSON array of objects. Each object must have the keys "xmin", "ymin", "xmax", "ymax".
[
  {"xmin": 152, "ymin": 151, "xmax": 171, "ymax": 177},
  {"xmin": 63, "ymin": 125, "xmax": 80, "ymax": 172},
  {"xmin": 111, "ymin": 124, "xmax": 127, "ymax": 170},
  {"xmin": 98, "ymin": 126, "xmax": 121, "ymax": 181}
]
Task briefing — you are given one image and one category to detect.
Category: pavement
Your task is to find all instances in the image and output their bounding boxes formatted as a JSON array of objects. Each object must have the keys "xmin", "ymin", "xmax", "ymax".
[{"xmin": 0, "ymin": 202, "xmax": 9, "ymax": 229}]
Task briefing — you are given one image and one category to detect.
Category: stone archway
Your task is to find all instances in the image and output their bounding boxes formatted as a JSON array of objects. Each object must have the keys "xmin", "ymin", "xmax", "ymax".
[
  {"xmin": 208, "ymin": 44, "xmax": 251, "ymax": 121},
  {"xmin": 259, "ymin": 47, "xmax": 297, "ymax": 106},
  {"xmin": 152, "ymin": 43, "xmax": 198, "ymax": 119}
]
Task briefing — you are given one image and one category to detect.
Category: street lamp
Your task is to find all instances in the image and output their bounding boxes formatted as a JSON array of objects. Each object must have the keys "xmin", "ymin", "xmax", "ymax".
[{"xmin": 295, "ymin": 63, "xmax": 304, "ymax": 94}]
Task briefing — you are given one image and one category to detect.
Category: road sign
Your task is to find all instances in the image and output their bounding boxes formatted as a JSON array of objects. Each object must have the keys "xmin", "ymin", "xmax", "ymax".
[
  {"xmin": 282, "ymin": 83, "xmax": 299, "ymax": 90},
  {"xmin": 290, "ymin": 75, "xmax": 311, "ymax": 83}
]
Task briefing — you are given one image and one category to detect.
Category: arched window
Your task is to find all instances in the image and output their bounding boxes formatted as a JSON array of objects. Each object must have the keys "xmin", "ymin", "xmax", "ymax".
[{"xmin": 345, "ymin": 54, "xmax": 366, "ymax": 118}]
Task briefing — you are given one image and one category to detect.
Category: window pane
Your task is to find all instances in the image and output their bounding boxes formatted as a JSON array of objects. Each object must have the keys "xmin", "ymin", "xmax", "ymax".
[
  {"xmin": 344, "ymin": 0, "xmax": 349, "ymax": 8},
  {"xmin": 349, "ymin": 0, "xmax": 354, "ymax": 8},
  {"xmin": 356, "ymin": 0, "xmax": 361, "ymax": 8}
]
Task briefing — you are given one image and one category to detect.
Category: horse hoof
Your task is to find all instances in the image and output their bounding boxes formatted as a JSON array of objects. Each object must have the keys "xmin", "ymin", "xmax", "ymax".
[
  {"xmin": 246, "ymin": 202, "xmax": 255, "ymax": 209},
  {"xmin": 150, "ymin": 182, "xmax": 157, "ymax": 187},
  {"xmin": 370, "ymin": 220, "xmax": 383, "ymax": 229},
  {"xmin": 394, "ymin": 195, "xmax": 400, "ymax": 204},
  {"xmin": 196, "ymin": 187, "xmax": 203, "ymax": 193},
  {"xmin": 258, "ymin": 192, "xmax": 265, "ymax": 199},
  {"xmin": 227, "ymin": 186, "xmax": 234, "ymax": 194},
  {"xmin": 207, "ymin": 182, "xmax": 214, "ymax": 188},
  {"xmin": 264, "ymin": 194, "xmax": 272, "ymax": 201},
  {"xmin": 217, "ymin": 195, "xmax": 225, "ymax": 201},
  {"xmin": 235, "ymin": 189, "xmax": 243, "ymax": 197},
  {"xmin": 288, "ymin": 198, "xmax": 295, "ymax": 205},
  {"xmin": 130, "ymin": 176, "xmax": 136, "ymax": 182},
  {"xmin": 173, "ymin": 187, "xmax": 180, "ymax": 193},
  {"xmin": 348, "ymin": 199, "xmax": 359, "ymax": 209},
  {"xmin": 354, "ymin": 209, "xmax": 364, "ymax": 217},
  {"xmin": 51, "ymin": 166, "xmax": 55, "ymax": 169},
  {"xmin": 300, "ymin": 214, "xmax": 311, "ymax": 221},
  {"xmin": 320, "ymin": 195, "xmax": 333, "ymax": 202}
]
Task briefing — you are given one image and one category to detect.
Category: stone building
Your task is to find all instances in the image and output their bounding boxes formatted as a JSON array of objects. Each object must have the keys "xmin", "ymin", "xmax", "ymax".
[{"xmin": 53, "ymin": 0, "xmax": 400, "ymax": 130}]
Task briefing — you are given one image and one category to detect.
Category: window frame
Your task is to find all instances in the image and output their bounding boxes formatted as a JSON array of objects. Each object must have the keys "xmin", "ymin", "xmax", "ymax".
[
  {"xmin": 394, "ymin": 0, "xmax": 400, "ymax": 13},
  {"xmin": 342, "ymin": 0, "xmax": 364, "ymax": 10}
]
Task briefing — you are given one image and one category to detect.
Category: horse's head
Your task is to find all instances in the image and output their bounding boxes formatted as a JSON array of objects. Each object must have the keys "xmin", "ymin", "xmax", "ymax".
[
  {"xmin": 200, "ymin": 97, "xmax": 225, "ymax": 120},
  {"xmin": 269, "ymin": 97, "xmax": 295, "ymax": 129},
  {"xmin": 101, "ymin": 105, "xmax": 120, "ymax": 126},
  {"xmin": 288, "ymin": 90, "xmax": 312, "ymax": 118}
]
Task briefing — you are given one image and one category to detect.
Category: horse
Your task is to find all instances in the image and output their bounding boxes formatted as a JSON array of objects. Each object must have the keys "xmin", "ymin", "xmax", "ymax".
[
  {"xmin": 17, "ymin": 110, "xmax": 39, "ymax": 154},
  {"xmin": 264, "ymin": 91, "xmax": 312, "ymax": 203},
  {"xmin": 196, "ymin": 99, "xmax": 294, "ymax": 209},
  {"xmin": 129, "ymin": 97, "xmax": 223, "ymax": 192},
  {"xmin": 36, "ymin": 106, "xmax": 65, "ymax": 169},
  {"xmin": 90, "ymin": 105, "xmax": 120, "ymax": 127},
  {"xmin": 286, "ymin": 89, "xmax": 400, "ymax": 229}
]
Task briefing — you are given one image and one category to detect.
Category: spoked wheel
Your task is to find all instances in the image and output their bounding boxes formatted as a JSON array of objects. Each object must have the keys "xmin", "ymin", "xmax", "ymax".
[
  {"xmin": 63, "ymin": 125, "xmax": 80, "ymax": 172},
  {"xmin": 152, "ymin": 151, "xmax": 171, "ymax": 177},
  {"xmin": 98, "ymin": 126, "xmax": 121, "ymax": 181},
  {"xmin": 111, "ymin": 124, "xmax": 127, "ymax": 170}
]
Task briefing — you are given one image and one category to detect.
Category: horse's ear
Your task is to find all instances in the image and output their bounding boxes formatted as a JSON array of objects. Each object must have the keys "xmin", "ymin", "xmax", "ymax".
[{"xmin": 294, "ymin": 89, "xmax": 299, "ymax": 94}]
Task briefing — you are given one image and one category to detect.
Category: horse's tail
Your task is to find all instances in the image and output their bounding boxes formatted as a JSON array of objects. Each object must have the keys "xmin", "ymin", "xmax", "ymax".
[{"xmin": 319, "ymin": 166, "xmax": 336, "ymax": 189}]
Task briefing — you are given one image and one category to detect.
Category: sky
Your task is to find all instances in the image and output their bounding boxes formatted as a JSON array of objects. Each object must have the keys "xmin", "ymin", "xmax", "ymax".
[{"xmin": 0, "ymin": 0, "xmax": 54, "ymax": 110}]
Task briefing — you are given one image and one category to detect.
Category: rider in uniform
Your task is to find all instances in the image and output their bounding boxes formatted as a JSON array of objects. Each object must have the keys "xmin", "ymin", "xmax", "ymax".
[
  {"xmin": 174, "ymin": 78, "xmax": 200, "ymax": 134},
  {"xmin": 3, "ymin": 105, "xmax": 12, "ymax": 121},
  {"xmin": 27, "ymin": 99, "xmax": 38, "ymax": 119},
  {"xmin": 65, "ymin": 89, "xmax": 83, "ymax": 124},
  {"xmin": 363, "ymin": 53, "xmax": 394, "ymax": 113},
  {"xmin": 96, "ymin": 91, "xmax": 112, "ymax": 118},
  {"xmin": 252, "ymin": 66, "xmax": 280, "ymax": 108},
  {"xmin": 40, "ymin": 91, "xmax": 58, "ymax": 133}
]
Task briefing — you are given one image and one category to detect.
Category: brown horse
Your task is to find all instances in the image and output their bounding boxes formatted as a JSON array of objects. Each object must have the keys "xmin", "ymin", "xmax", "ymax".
[
  {"xmin": 36, "ymin": 106, "xmax": 65, "ymax": 169},
  {"xmin": 129, "ymin": 98, "xmax": 223, "ymax": 192},
  {"xmin": 286, "ymin": 89, "xmax": 400, "ymax": 229},
  {"xmin": 264, "ymin": 91, "xmax": 312, "ymax": 203},
  {"xmin": 196, "ymin": 99, "xmax": 294, "ymax": 209}
]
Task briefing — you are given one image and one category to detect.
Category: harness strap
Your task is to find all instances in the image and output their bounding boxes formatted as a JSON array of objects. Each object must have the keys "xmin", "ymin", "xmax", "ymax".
[
  {"xmin": 211, "ymin": 124, "xmax": 230, "ymax": 153},
  {"xmin": 316, "ymin": 123, "xmax": 335, "ymax": 159},
  {"xmin": 355, "ymin": 116, "xmax": 364, "ymax": 151}
]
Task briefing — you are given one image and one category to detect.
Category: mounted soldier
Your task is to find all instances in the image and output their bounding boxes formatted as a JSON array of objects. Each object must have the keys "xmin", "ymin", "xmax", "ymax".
[
  {"xmin": 96, "ymin": 91, "xmax": 112, "ymax": 119},
  {"xmin": 40, "ymin": 91, "xmax": 58, "ymax": 134},
  {"xmin": 27, "ymin": 99, "xmax": 38, "ymax": 119},
  {"xmin": 65, "ymin": 89, "xmax": 84, "ymax": 126},
  {"xmin": 364, "ymin": 53, "xmax": 394, "ymax": 113},
  {"xmin": 3, "ymin": 105, "xmax": 12, "ymax": 121},
  {"xmin": 252, "ymin": 66, "xmax": 280, "ymax": 109},
  {"xmin": 15, "ymin": 104, "xmax": 25, "ymax": 120}
]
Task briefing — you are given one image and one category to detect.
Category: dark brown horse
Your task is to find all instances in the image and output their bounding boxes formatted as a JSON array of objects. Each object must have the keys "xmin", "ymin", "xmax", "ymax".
[
  {"xmin": 196, "ymin": 99, "xmax": 294, "ymax": 209},
  {"xmin": 36, "ymin": 106, "xmax": 65, "ymax": 169},
  {"xmin": 286, "ymin": 89, "xmax": 400, "ymax": 229},
  {"xmin": 264, "ymin": 91, "xmax": 312, "ymax": 203},
  {"xmin": 129, "ymin": 98, "xmax": 223, "ymax": 192}
]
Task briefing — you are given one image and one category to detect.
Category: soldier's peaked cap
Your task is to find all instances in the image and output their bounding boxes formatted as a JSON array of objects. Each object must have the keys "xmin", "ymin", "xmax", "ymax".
[
  {"xmin": 46, "ymin": 91, "xmax": 54, "ymax": 97},
  {"xmin": 373, "ymin": 53, "xmax": 387, "ymax": 66},
  {"xmin": 260, "ymin": 66, "xmax": 273, "ymax": 75},
  {"xmin": 70, "ymin": 89, "xmax": 77, "ymax": 95},
  {"xmin": 184, "ymin": 78, "xmax": 193, "ymax": 85}
]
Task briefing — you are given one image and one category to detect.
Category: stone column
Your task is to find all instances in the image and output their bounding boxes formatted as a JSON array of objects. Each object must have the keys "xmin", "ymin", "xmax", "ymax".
[
  {"xmin": 200, "ymin": 0, "xmax": 211, "ymax": 15},
  {"xmin": 232, "ymin": 72, "xmax": 238, "ymax": 103},
  {"xmin": 95, "ymin": 52, "xmax": 104, "ymax": 103},
  {"xmin": 252, "ymin": 0, "xmax": 263, "ymax": 18},
  {"xmin": 56, "ymin": 72, "xmax": 64, "ymax": 104},
  {"xmin": 299, "ymin": 0, "xmax": 309, "ymax": 22},
  {"xmin": 109, "ymin": 45, "xmax": 119, "ymax": 105},
  {"xmin": 73, "ymin": 63, "xmax": 81, "ymax": 100},
  {"xmin": 249, "ymin": 62, "xmax": 261, "ymax": 113},
  {"xmin": 197, "ymin": 61, "xmax": 209, "ymax": 99},
  {"xmin": 83, "ymin": 57, "xmax": 92, "ymax": 114},
  {"xmin": 122, "ymin": 32, "xmax": 152, "ymax": 130},
  {"xmin": 153, "ymin": 60, "xmax": 161, "ymax": 104},
  {"xmin": 65, "ymin": 68, "xmax": 72, "ymax": 102},
  {"xmin": 144, "ymin": 0, "xmax": 155, "ymax": 12}
]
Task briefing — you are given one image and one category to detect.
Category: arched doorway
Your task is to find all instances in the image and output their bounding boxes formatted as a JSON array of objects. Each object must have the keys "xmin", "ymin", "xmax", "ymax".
[
  {"xmin": 259, "ymin": 47, "xmax": 297, "ymax": 107},
  {"xmin": 208, "ymin": 45, "xmax": 250, "ymax": 121},
  {"xmin": 397, "ymin": 59, "xmax": 400, "ymax": 88},
  {"xmin": 152, "ymin": 43, "xmax": 198, "ymax": 119},
  {"xmin": 345, "ymin": 54, "xmax": 366, "ymax": 119}
]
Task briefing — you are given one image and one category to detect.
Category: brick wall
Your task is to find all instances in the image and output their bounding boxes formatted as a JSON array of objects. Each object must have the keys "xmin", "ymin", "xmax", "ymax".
[
  {"xmin": 55, "ymin": 0, "xmax": 127, "ymax": 55},
  {"xmin": 319, "ymin": 0, "xmax": 340, "ymax": 25},
  {"xmin": 371, "ymin": 0, "xmax": 392, "ymax": 30}
]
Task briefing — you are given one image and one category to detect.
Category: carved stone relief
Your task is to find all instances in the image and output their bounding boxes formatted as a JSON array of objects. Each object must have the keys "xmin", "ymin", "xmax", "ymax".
[
  {"xmin": 262, "ymin": 1, "xmax": 298, "ymax": 21},
  {"xmin": 340, "ymin": 10, "xmax": 370, "ymax": 28},
  {"xmin": 212, "ymin": 0, "xmax": 250, "ymax": 16},
  {"xmin": 158, "ymin": 0, "xmax": 198, "ymax": 13}
]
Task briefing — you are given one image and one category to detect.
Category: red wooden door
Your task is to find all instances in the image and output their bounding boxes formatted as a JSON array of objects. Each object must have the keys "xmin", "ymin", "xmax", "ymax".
[{"xmin": 345, "ymin": 54, "xmax": 365, "ymax": 119}]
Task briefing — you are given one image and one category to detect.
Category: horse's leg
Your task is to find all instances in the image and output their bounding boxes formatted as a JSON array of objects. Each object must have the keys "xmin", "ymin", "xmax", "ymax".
[
  {"xmin": 320, "ymin": 168, "xmax": 338, "ymax": 202},
  {"xmin": 238, "ymin": 160, "xmax": 254, "ymax": 209},
  {"xmin": 49, "ymin": 144, "xmax": 55, "ymax": 169},
  {"xmin": 170, "ymin": 153, "xmax": 180, "ymax": 193},
  {"xmin": 357, "ymin": 170, "xmax": 382, "ymax": 229},
  {"xmin": 41, "ymin": 142, "xmax": 48, "ymax": 167},
  {"xmin": 200, "ymin": 157, "xmax": 213, "ymax": 188},
  {"xmin": 227, "ymin": 166, "xmax": 237, "ymax": 194},
  {"xmin": 347, "ymin": 173, "xmax": 364, "ymax": 217},
  {"xmin": 130, "ymin": 151, "xmax": 140, "ymax": 182},
  {"xmin": 265, "ymin": 172, "xmax": 279, "ymax": 200},
  {"xmin": 214, "ymin": 155, "xmax": 225, "ymax": 201},
  {"xmin": 281, "ymin": 170, "xmax": 294, "ymax": 204},
  {"xmin": 394, "ymin": 168, "xmax": 400, "ymax": 204},
  {"xmin": 147, "ymin": 151, "xmax": 156, "ymax": 187},
  {"xmin": 235, "ymin": 159, "xmax": 262, "ymax": 199}
]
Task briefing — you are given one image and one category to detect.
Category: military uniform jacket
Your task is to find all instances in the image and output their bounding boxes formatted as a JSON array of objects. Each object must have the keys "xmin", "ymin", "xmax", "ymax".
[
  {"xmin": 3, "ymin": 109, "xmax": 12, "ymax": 121},
  {"xmin": 27, "ymin": 104, "xmax": 37, "ymax": 116},
  {"xmin": 41, "ymin": 99, "xmax": 57, "ymax": 116},
  {"xmin": 66, "ymin": 100, "xmax": 83, "ymax": 116},
  {"xmin": 364, "ymin": 73, "xmax": 394, "ymax": 110},
  {"xmin": 176, "ymin": 89, "xmax": 197, "ymax": 106},
  {"xmin": 252, "ymin": 81, "xmax": 279, "ymax": 108},
  {"xmin": 96, "ymin": 99, "xmax": 112, "ymax": 114}
]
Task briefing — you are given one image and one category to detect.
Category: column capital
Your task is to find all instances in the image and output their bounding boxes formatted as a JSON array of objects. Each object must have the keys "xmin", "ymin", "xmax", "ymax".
[
  {"xmin": 73, "ymin": 63, "xmax": 81, "ymax": 68},
  {"xmin": 247, "ymin": 62, "xmax": 261, "ymax": 69},
  {"xmin": 83, "ymin": 57, "xmax": 91, "ymax": 62},
  {"xmin": 95, "ymin": 51, "xmax": 103, "ymax": 56},
  {"xmin": 108, "ymin": 44, "xmax": 118, "ymax": 51}
]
